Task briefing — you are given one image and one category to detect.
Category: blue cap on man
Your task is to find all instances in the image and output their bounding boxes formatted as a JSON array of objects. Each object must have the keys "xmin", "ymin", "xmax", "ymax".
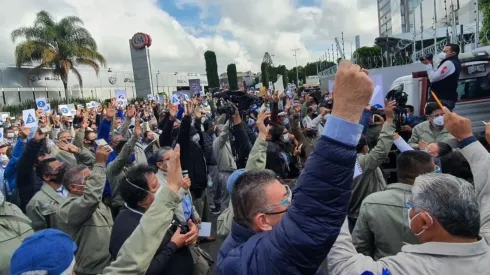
[
  {"xmin": 10, "ymin": 229, "xmax": 77, "ymax": 275},
  {"xmin": 227, "ymin": 169, "xmax": 246, "ymax": 193}
]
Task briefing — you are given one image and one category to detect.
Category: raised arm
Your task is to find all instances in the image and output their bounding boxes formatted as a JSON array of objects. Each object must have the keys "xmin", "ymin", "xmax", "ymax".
[
  {"xmin": 58, "ymin": 147, "xmax": 110, "ymax": 226},
  {"xmin": 444, "ymin": 109, "xmax": 490, "ymax": 236},
  {"xmin": 254, "ymin": 61, "xmax": 373, "ymax": 274},
  {"xmin": 102, "ymin": 145, "xmax": 187, "ymax": 275}
]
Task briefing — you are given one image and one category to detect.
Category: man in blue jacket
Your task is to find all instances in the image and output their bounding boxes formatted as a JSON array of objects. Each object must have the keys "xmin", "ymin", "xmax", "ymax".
[{"xmin": 217, "ymin": 60, "xmax": 375, "ymax": 275}]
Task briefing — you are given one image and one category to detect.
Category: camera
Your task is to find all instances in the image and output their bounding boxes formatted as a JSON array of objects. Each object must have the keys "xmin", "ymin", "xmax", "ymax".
[
  {"xmin": 419, "ymin": 53, "xmax": 433, "ymax": 62},
  {"xmin": 170, "ymin": 219, "xmax": 190, "ymax": 234},
  {"xmin": 214, "ymin": 91, "xmax": 260, "ymax": 112},
  {"xmin": 386, "ymin": 85, "xmax": 408, "ymax": 108},
  {"xmin": 217, "ymin": 103, "xmax": 236, "ymax": 116}
]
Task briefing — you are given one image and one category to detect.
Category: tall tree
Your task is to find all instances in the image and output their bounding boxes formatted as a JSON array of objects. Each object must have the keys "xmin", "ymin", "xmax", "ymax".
[
  {"xmin": 261, "ymin": 62, "xmax": 269, "ymax": 88},
  {"xmin": 278, "ymin": 65, "xmax": 288, "ymax": 88},
  {"xmin": 353, "ymin": 46, "xmax": 382, "ymax": 69},
  {"xmin": 480, "ymin": 0, "xmax": 490, "ymax": 44},
  {"xmin": 11, "ymin": 10, "xmax": 106, "ymax": 99},
  {"xmin": 227, "ymin": 63, "xmax": 238, "ymax": 90},
  {"xmin": 204, "ymin": 51, "xmax": 220, "ymax": 88}
]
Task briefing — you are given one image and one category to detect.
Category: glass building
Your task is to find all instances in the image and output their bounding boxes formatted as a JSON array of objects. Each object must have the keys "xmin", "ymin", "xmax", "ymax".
[{"xmin": 378, "ymin": 0, "xmax": 422, "ymax": 36}]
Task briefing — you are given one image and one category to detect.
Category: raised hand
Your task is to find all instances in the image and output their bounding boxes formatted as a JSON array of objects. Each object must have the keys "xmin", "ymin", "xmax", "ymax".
[
  {"xmin": 332, "ymin": 60, "xmax": 374, "ymax": 123},
  {"xmin": 126, "ymin": 105, "xmax": 136, "ymax": 119},
  {"xmin": 256, "ymin": 109, "xmax": 271, "ymax": 141},
  {"xmin": 180, "ymin": 176, "xmax": 191, "ymax": 190},
  {"xmin": 443, "ymin": 107, "xmax": 473, "ymax": 141},
  {"xmin": 95, "ymin": 144, "xmax": 112, "ymax": 164},
  {"xmin": 134, "ymin": 118, "xmax": 142, "ymax": 137},
  {"xmin": 384, "ymin": 100, "xmax": 397, "ymax": 122},
  {"xmin": 167, "ymin": 144, "xmax": 183, "ymax": 194},
  {"xmin": 33, "ymin": 128, "xmax": 47, "ymax": 142},
  {"xmin": 19, "ymin": 127, "xmax": 31, "ymax": 140},
  {"xmin": 56, "ymin": 140, "xmax": 79, "ymax": 154}
]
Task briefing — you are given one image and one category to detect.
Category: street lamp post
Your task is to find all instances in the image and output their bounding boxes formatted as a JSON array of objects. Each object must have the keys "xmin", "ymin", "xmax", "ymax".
[
  {"xmin": 156, "ymin": 70, "xmax": 160, "ymax": 93},
  {"xmin": 292, "ymin": 48, "xmax": 300, "ymax": 85}
]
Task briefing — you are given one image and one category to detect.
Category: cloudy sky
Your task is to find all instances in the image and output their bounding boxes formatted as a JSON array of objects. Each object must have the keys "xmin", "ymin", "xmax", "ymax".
[{"xmin": 0, "ymin": 0, "xmax": 379, "ymax": 74}]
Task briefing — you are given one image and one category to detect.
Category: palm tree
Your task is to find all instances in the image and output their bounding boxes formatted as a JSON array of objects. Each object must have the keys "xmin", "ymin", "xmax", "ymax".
[{"xmin": 11, "ymin": 10, "xmax": 106, "ymax": 99}]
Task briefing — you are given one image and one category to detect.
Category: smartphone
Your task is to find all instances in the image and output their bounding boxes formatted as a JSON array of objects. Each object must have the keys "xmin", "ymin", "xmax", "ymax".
[
  {"xmin": 95, "ymin": 139, "xmax": 113, "ymax": 151},
  {"xmin": 182, "ymin": 170, "xmax": 189, "ymax": 178}
]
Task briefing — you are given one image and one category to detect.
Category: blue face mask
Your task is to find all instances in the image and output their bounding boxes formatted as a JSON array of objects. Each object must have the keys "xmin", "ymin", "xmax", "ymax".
[{"xmin": 282, "ymin": 118, "xmax": 289, "ymax": 125}]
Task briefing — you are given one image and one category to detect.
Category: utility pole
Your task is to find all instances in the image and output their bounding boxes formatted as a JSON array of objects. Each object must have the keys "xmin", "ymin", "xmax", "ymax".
[
  {"xmin": 476, "ymin": 0, "xmax": 480, "ymax": 48},
  {"xmin": 341, "ymin": 32, "xmax": 345, "ymax": 58},
  {"xmin": 292, "ymin": 48, "xmax": 300, "ymax": 85}
]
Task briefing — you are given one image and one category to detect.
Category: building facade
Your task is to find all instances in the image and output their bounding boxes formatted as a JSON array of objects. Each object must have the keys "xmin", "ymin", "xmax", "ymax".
[
  {"xmin": 0, "ymin": 65, "xmax": 208, "ymax": 105},
  {"xmin": 379, "ymin": 0, "xmax": 422, "ymax": 37}
]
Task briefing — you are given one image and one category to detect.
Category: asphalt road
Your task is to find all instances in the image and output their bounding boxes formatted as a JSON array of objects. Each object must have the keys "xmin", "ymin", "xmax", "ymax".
[{"xmin": 200, "ymin": 214, "xmax": 330, "ymax": 274}]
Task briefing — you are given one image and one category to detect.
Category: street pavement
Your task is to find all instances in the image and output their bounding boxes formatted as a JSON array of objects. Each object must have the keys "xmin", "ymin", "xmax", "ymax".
[{"xmin": 200, "ymin": 213, "xmax": 330, "ymax": 274}]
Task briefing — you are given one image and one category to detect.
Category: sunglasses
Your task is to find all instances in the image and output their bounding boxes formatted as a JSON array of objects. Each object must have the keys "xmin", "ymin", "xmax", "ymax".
[{"xmin": 263, "ymin": 185, "xmax": 292, "ymax": 216}]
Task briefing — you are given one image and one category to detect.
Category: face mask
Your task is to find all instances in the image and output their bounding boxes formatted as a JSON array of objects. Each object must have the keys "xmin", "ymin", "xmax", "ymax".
[
  {"xmin": 14, "ymin": 131, "xmax": 19, "ymax": 136},
  {"xmin": 281, "ymin": 133, "xmax": 289, "ymax": 143},
  {"xmin": 282, "ymin": 118, "xmax": 289, "ymax": 126},
  {"xmin": 407, "ymin": 208, "xmax": 433, "ymax": 236},
  {"xmin": 432, "ymin": 116, "xmax": 444, "ymax": 126},
  {"xmin": 438, "ymin": 52, "xmax": 446, "ymax": 60},
  {"xmin": 192, "ymin": 133, "xmax": 200, "ymax": 143},
  {"xmin": 0, "ymin": 155, "xmax": 9, "ymax": 165},
  {"xmin": 50, "ymin": 164, "xmax": 67, "ymax": 184}
]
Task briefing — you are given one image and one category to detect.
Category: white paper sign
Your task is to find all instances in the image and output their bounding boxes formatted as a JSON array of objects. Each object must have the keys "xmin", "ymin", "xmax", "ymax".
[
  {"xmin": 67, "ymin": 104, "xmax": 76, "ymax": 116},
  {"xmin": 171, "ymin": 94, "xmax": 180, "ymax": 105},
  {"xmin": 59, "ymin": 105, "xmax": 70, "ymax": 115},
  {"xmin": 147, "ymin": 94, "xmax": 154, "ymax": 101},
  {"xmin": 23, "ymin": 109, "xmax": 37, "ymax": 128},
  {"xmin": 369, "ymin": 85, "xmax": 385, "ymax": 108},
  {"xmin": 36, "ymin": 98, "xmax": 47, "ymax": 110},
  {"xmin": 200, "ymin": 90, "xmax": 205, "ymax": 97},
  {"xmin": 0, "ymin": 113, "xmax": 10, "ymax": 121},
  {"xmin": 44, "ymin": 103, "xmax": 51, "ymax": 113}
]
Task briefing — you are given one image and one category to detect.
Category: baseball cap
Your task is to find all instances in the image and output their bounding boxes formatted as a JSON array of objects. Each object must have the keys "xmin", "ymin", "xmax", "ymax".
[
  {"xmin": 10, "ymin": 229, "xmax": 77, "ymax": 275},
  {"xmin": 227, "ymin": 169, "xmax": 246, "ymax": 193},
  {"xmin": 278, "ymin": 112, "xmax": 287, "ymax": 117}
]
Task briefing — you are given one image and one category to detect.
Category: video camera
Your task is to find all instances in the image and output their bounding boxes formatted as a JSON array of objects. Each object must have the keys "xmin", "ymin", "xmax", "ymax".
[
  {"xmin": 214, "ymin": 90, "xmax": 260, "ymax": 112},
  {"xmin": 385, "ymin": 85, "xmax": 409, "ymax": 132}
]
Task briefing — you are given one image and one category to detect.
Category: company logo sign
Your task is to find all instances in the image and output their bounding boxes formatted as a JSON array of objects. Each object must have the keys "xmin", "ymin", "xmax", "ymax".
[
  {"xmin": 131, "ymin": 33, "xmax": 152, "ymax": 49},
  {"xmin": 108, "ymin": 75, "xmax": 117, "ymax": 85}
]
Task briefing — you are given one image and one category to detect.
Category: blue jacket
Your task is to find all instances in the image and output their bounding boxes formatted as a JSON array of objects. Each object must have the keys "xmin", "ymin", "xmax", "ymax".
[
  {"xmin": 217, "ymin": 115, "xmax": 363, "ymax": 275},
  {"xmin": 4, "ymin": 138, "xmax": 25, "ymax": 194},
  {"xmin": 97, "ymin": 118, "xmax": 114, "ymax": 198}
]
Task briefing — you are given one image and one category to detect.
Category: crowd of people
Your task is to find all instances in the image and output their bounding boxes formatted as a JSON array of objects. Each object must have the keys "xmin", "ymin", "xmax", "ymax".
[{"xmin": 1, "ymin": 60, "xmax": 490, "ymax": 275}]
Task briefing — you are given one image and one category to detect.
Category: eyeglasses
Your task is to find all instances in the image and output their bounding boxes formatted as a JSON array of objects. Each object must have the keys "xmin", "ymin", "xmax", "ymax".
[{"xmin": 262, "ymin": 185, "xmax": 292, "ymax": 215}]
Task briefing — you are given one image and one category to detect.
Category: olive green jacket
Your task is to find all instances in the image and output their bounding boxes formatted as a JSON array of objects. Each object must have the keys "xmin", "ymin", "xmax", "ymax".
[
  {"xmin": 349, "ymin": 122, "xmax": 395, "ymax": 220},
  {"xmin": 107, "ymin": 134, "xmax": 138, "ymax": 209},
  {"xmin": 217, "ymin": 137, "xmax": 268, "ymax": 238},
  {"xmin": 0, "ymin": 198, "xmax": 33, "ymax": 274},
  {"xmin": 407, "ymin": 120, "xmax": 457, "ymax": 148},
  {"xmin": 57, "ymin": 164, "xmax": 113, "ymax": 274},
  {"xmin": 102, "ymin": 186, "xmax": 181, "ymax": 275},
  {"xmin": 26, "ymin": 183, "xmax": 65, "ymax": 231},
  {"xmin": 352, "ymin": 183, "xmax": 419, "ymax": 260}
]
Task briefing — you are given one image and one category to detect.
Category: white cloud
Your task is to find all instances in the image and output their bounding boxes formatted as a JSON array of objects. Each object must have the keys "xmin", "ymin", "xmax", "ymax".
[{"xmin": 0, "ymin": 0, "xmax": 379, "ymax": 75}]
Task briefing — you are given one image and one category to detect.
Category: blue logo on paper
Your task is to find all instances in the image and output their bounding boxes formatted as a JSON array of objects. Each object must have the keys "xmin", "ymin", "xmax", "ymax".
[
  {"xmin": 26, "ymin": 114, "xmax": 36, "ymax": 124},
  {"xmin": 0, "ymin": 132, "xmax": 3, "ymax": 138},
  {"xmin": 61, "ymin": 108, "xmax": 69, "ymax": 114},
  {"xmin": 37, "ymin": 101, "xmax": 45, "ymax": 108}
]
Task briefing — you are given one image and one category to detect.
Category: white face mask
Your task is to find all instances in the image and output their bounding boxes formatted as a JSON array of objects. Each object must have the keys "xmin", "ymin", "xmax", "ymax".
[
  {"xmin": 433, "ymin": 116, "xmax": 444, "ymax": 126},
  {"xmin": 407, "ymin": 208, "xmax": 433, "ymax": 236},
  {"xmin": 438, "ymin": 52, "xmax": 446, "ymax": 60},
  {"xmin": 281, "ymin": 133, "xmax": 289, "ymax": 142}
]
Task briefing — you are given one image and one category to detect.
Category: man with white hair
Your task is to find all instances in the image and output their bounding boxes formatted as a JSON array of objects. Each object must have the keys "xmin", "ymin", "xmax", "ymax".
[{"xmin": 328, "ymin": 107, "xmax": 490, "ymax": 274}]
